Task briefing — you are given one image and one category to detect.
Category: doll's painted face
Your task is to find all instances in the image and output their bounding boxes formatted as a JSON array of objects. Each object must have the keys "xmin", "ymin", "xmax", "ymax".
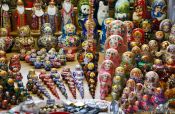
[
  {"xmin": 148, "ymin": 40, "xmax": 158, "ymax": 50},
  {"xmin": 155, "ymin": 5, "xmax": 161, "ymax": 12},
  {"xmin": 133, "ymin": 31, "xmax": 142, "ymax": 42},
  {"xmin": 81, "ymin": 4, "xmax": 90, "ymax": 15},
  {"xmin": 130, "ymin": 68, "xmax": 143, "ymax": 79},
  {"xmin": 142, "ymin": 21, "xmax": 151, "ymax": 32},
  {"xmin": 167, "ymin": 44, "xmax": 175, "ymax": 54},
  {"xmin": 64, "ymin": 24, "xmax": 76, "ymax": 34},
  {"xmin": 104, "ymin": 61, "xmax": 113, "ymax": 70},
  {"xmin": 112, "ymin": 85, "xmax": 120, "ymax": 92},
  {"xmin": 123, "ymin": 87, "xmax": 130, "ymax": 94},
  {"xmin": 109, "ymin": 37, "xmax": 118, "ymax": 48},
  {"xmin": 115, "ymin": 67, "xmax": 125, "ymax": 76},
  {"xmin": 113, "ymin": 76, "xmax": 121, "ymax": 84},
  {"xmin": 155, "ymin": 31, "xmax": 164, "ymax": 40},
  {"xmin": 105, "ymin": 49, "xmax": 116, "ymax": 60},
  {"xmin": 101, "ymin": 73, "xmax": 110, "ymax": 81},
  {"xmin": 88, "ymin": 63, "xmax": 95, "ymax": 70},
  {"xmin": 162, "ymin": 23, "xmax": 171, "ymax": 32},
  {"xmin": 135, "ymin": 6, "xmax": 143, "ymax": 13},
  {"xmin": 122, "ymin": 52, "xmax": 134, "ymax": 63},
  {"xmin": 126, "ymin": 79, "xmax": 136, "ymax": 88},
  {"xmin": 145, "ymin": 71, "xmax": 159, "ymax": 84}
]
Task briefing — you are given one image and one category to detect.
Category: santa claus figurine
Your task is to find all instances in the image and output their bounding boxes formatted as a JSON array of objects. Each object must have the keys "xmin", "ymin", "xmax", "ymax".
[
  {"xmin": 45, "ymin": 0, "xmax": 58, "ymax": 33},
  {"xmin": 61, "ymin": 0, "xmax": 74, "ymax": 27},
  {"xmin": 15, "ymin": 0, "xmax": 26, "ymax": 30},
  {"xmin": 0, "ymin": 0, "xmax": 11, "ymax": 32},
  {"xmin": 31, "ymin": 0, "xmax": 45, "ymax": 32}
]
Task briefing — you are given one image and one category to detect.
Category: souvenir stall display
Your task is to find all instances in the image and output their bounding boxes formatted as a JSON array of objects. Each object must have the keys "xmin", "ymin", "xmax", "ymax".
[{"xmin": 1, "ymin": 0, "xmax": 175, "ymax": 113}]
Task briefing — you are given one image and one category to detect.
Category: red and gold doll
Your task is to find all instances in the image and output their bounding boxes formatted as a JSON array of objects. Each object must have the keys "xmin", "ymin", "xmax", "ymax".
[
  {"xmin": 14, "ymin": 0, "xmax": 26, "ymax": 30},
  {"xmin": 132, "ymin": 0, "xmax": 147, "ymax": 27},
  {"xmin": 130, "ymin": 28, "xmax": 145, "ymax": 49}
]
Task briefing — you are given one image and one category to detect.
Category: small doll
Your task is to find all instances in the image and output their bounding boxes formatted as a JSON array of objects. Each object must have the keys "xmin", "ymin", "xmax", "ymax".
[
  {"xmin": 152, "ymin": 59, "xmax": 166, "ymax": 81},
  {"xmin": 140, "ymin": 94, "xmax": 150, "ymax": 111},
  {"xmin": 169, "ymin": 24, "xmax": 175, "ymax": 44},
  {"xmin": 135, "ymin": 83, "xmax": 144, "ymax": 100},
  {"xmin": 104, "ymin": 48, "xmax": 121, "ymax": 68},
  {"xmin": 151, "ymin": 0, "xmax": 166, "ymax": 30},
  {"xmin": 99, "ymin": 72, "xmax": 112, "ymax": 100},
  {"xmin": 130, "ymin": 68, "xmax": 143, "ymax": 83},
  {"xmin": 15, "ymin": 26, "xmax": 35, "ymax": 51},
  {"xmin": 66, "ymin": 49, "xmax": 75, "ymax": 61},
  {"xmin": 155, "ymin": 31, "xmax": 164, "ymax": 42},
  {"xmin": 44, "ymin": 60, "xmax": 52, "ymax": 71},
  {"xmin": 72, "ymin": 65, "xmax": 85, "ymax": 98},
  {"xmin": 159, "ymin": 19, "xmax": 172, "ymax": 40},
  {"xmin": 38, "ymin": 23, "xmax": 57, "ymax": 50},
  {"xmin": 34, "ymin": 57, "xmax": 43, "ymax": 69},
  {"xmin": 99, "ymin": 60, "xmax": 115, "ymax": 76},
  {"xmin": 141, "ymin": 20, "xmax": 152, "ymax": 42},
  {"xmin": 115, "ymin": 66, "xmax": 126, "ymax": 78},
  {"xmin": 100, "ymin": 18, "xmax": 114, "ymax": 52},
  {"xmin": 138, "ymin": 55, "xmax": 153, "ymax": 73},
  {"xmin": 120, "ymin": 51, "xmax": 135, "ymax": 77},
  {"xmin": 132, "ymin": 0, "xmax": 147, "ymax": 27},
  {"xmin": 157, "ymin": 41, "xmax": 170, "ymax": 60},
  {"xmin": 123, "ymin": 21, "xmax": 134, "ymax": 47},
  {"xmin": 0, "ymin": 28, "xmax": 13, "ymax": 52},
  {"xmin": 148, "ymin": 40, "xmax": 159, "ymax": 57},
  {"xmin": 131, "ymin": 46, "xmax": 142, "ymax": 66},
  {"xmin": 105, "ymin": 35, "xmax": 127, "ymax": 55},
  {"xmin": 130, "ymin": 28, "xmax": 145, "ymax": 49},
  {"xmin": 115, "ymin": 0, "xmax": 130, "ymax": 20},
  {"xmin": 58, "ymin": 48, "xmax": 66, "ymax": 65},
  {"xmin": 126, "ymin": 79, "xmax": 136, "ymax": 92},
  {"xmin": 111, "ymin": 84, "xmax": 122, "ymax": 100},
  {"xmin": 144, "ymin": 71, "xmax": 159, "ymax": 95},
  {"xmin": 19, "ymin": 49, "xmax": 26, "ymax": 61}
]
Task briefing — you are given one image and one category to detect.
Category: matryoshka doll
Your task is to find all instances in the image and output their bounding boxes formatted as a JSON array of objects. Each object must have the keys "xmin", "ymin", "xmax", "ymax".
[
  {"xmin": 115, "ymin": 0, "xmax": 130, "ymax": 21},
  {"xmin": 130, "ymin": 28, "xmax": 145, "ymax": 49},
  {"xmin": 105, "ymin": 35, "xmax": 127, "ymax": 55},
  {"xmin": 144, "ymin": 71, "xmax": 159, "ymax": 95},
  {"xmin": 115, "ymin": 66, "xmax": 126, "ymax": 81},
  {"xmin": 138, "ymin": 55, "xmax": 152, "ymax": 73},
  {"xmin": 99, "ymin": 72, "xmax": 112, "ymax": 100},
  {"xmin": 120, "ymin": 51, "xmax": 135, "ymax": 77},
  {"xmin": 0, "ymin": 28, "xmax": 13, "ymax": 52},
  {"xmin": 159, "ymin": 19, "xmax": 172, "ymax": 40},
  {"xmin": 99, "ymin": 59, "xmax": 115, "ymax": 76},
  {"xmin": 100, "ymin": 18, "xmax": 114, "ymax": 52},
  {"xmin": 130, "ymin": 68, "xmax": 143, "ymax": 83},
  {"xmin": 131, "ymin": 46, "xmax": 141, "ymax": 66},
  {"xmin": 123, "ymin": 21, "xmax": 134, "ymax": 47},
  {"xmin": 59, "ymin": 23, "xmax": 79, "ymax": 53},
  {"xmin": 151, "ymin": 0, "xmax": 166, "ymax": 30},
  {"xmin": 108, "ymin": 20, "xmax": 125, "ymax": 38},
  {"xmin": 38, "ymin": 23, "xmax": 57, "ymax": 50},
  {"xmin": 9, "ymin": 55, "xmax": 22, "ymax": 81},
  {"xmin": 148, "ymin": 40, "xmax": 159, "ymax": 57},
  {"xmin": 165, "ymin": 44, "xmax": 175, "ymax": 74},
  {"xmin": 126, "ymin": 79, "xmax": 136, "ymax": 92},
  {"xmin": 155, "ymin": 30, "xmax": 164, "ymax": 43},
  {"xmin": 169, "ymin": 24, "xmax": 175, "ymax": 44},
  {"xmin": 141, "ymin": 20, "xmax": 152, "ymax": 42},
  {"xmin": 105, "ymin": 48, "xmax": 121, "ymax": 68},
  {"xmin": 132, "ymin": 0, "xmax": 147, "ymax": 27}
]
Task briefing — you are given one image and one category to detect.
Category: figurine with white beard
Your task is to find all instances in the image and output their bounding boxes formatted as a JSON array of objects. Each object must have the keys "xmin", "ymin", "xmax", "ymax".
[
  {"xmin": 0, "ymin": 0, "xmax": 11, "ymax": 32},
  {"xmin": 45, "ymin": 0, "xmax": 58, "ymax": 33},
  {"xmin": 31, "ymin": 0, "xmax": 45, "ymax": 32},
  {"xmin": 61, "ymin": 0, "xmax": 74, "ymax": 27},
  {"xmin": 15, "ymin": 0, "xmax": 26, "ymax": 30}
]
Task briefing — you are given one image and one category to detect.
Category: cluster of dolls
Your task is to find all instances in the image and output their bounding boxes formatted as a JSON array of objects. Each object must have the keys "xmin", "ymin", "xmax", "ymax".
[
  {"xmin": 20, "ymin": 48, "xmax": 69, "ymax": 71},
  {"xmin": 0, "ymin": 51, "xmax": 29, "ymax": 109},
  {"xmin": 26, "ymin": 64, "xmax": 85, "ymax": 99},
  {"xmin": 98, "ymin": 17, "xmax": 175, "ymax": 113}
]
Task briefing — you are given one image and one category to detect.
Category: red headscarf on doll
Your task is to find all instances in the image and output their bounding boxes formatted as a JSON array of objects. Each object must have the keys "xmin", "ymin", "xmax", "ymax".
[
  {"xmin": 131, "ymin": 28, "xmax": 145, "ymax": 44},
  {"xmin": 134, "ymin": 0, "xmax": 147, "ymax": 18}
]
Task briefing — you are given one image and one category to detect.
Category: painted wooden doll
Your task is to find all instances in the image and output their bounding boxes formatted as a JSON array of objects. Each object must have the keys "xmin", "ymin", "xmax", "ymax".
[
  {"xmin": 132, "ymin": 0, "xmax": 147, "ymax": 27},
  {"xmin": 141, "ymin": 20, "xmax": 152, "ymax": 42},
  {"xmin": 99, "ymin": 59, "xmax": 115, "ymax": 76},
  {"xmin": 0, "ymin": 28, "xmax": 13, "ymax": 51},
  {"xmin": 115, "ymin": 0, "xmax": 130, "ymax": 20},
  {"xmin": 130, "ymin": 68, "xmax": 143, "ymax": 83},
  {"xmin": 31, "ymin": 0, "xmax": 45, "ymax": 31},
  {"xmin": 169, "ymin": 24, "xmax": 175, "ymax": 44},
  {"xmin": 130, "ymin": 28, "xmax": 145, "ymax": 49},
  {"xmin": 45, "ymin": 0, "xmax": 58, "ymax": 32},
  {"xmin": 159, "ymin": 19, "xmax": 172, "ymax": 40},
  {"xmin": 14, "ymin": 0, "xmax": 26, "ymax": 30},
  {"xmin": 99, "ymin": 72, "xmax": 112, "ymax": 100},
  {"xmin": 38, "ymin": 23, "xmax": 57, "ymax": 50},
  {"xmin": 0, "ymin": 1, "xmax": 11, "ymax": 32},
  {"xmin": 61, "ymin": 0, "xmax": 74, "ymax": 27},
  {"xmin": 100, "ymin": 18, "xmax": 114, "ymax": 52},
  {"xmin": 105, "ymin": 48, "xmax": 121, "ymax": 68}
]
